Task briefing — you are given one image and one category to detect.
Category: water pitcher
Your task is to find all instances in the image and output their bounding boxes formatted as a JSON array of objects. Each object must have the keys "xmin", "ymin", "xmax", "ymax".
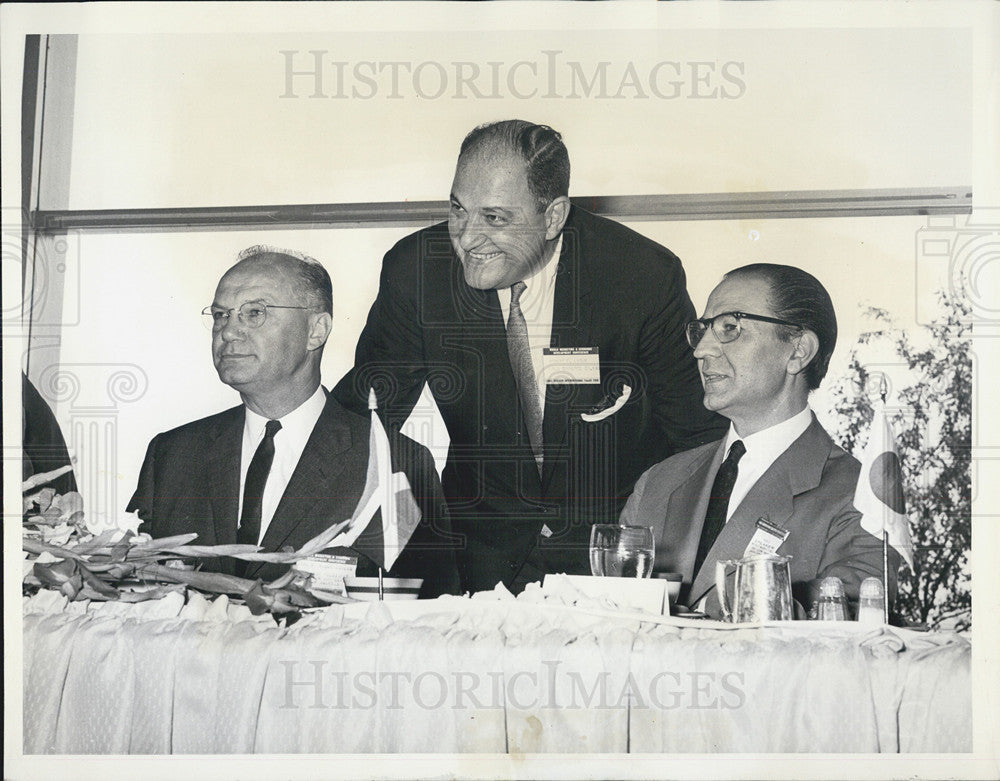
[{"xmin": 715, "ymin": 553, "xmax": 793, "ymax": 622}]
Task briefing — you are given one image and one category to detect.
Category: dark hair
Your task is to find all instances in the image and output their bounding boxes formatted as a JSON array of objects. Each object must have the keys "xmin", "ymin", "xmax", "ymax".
[
  {"xmin": 459, "ymin": 119, "xmax": 570, "ymax": 209},
  {"xmin": 235, "ymin": 245, "xmax": 333, "ymax": 315},
  {"xmin": 724, "ymin": 263, "xmax": 837, "ymax": 390}
]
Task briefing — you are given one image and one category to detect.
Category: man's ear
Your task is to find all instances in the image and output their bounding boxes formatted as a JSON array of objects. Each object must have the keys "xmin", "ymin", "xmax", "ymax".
[
  {"xmin": 544, "ymin": 196, "xmax": 571, "ymax": 240},
  {"xmin": 307, "ymin": 312, "xmax": 333, "ymax": 352},
  {"xmin": 787, "ymin": 329, "xmax": 819, "ymax": 377}
]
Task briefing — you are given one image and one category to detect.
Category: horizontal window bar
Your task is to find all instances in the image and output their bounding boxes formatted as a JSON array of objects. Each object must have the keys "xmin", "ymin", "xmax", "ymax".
[{"xmin": 31, "ymin": 186, "xmax": 972, "ymax": 233}]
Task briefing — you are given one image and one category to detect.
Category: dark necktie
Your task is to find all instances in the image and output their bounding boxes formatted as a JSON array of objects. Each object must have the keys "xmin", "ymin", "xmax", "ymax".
[
  {"xmin": 692, "ymin": 439, "xmax": 746, "ymax": 578},
  {"xmin": 507, "ymin": 281, "xmax": 544, "ymax": 476},
  {"xmin": 237, "ymin": 419, "xmax": 282, "ymax": 557}
]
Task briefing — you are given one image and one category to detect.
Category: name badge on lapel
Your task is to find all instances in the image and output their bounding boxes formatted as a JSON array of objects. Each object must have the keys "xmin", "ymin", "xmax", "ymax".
[
  {"xmin": 542, "ymin": 347, "xmax": 600, "ymax": 385},
  {"xmin": 743, "ymin": 517, "xmax": 790, "ymax": 557}
]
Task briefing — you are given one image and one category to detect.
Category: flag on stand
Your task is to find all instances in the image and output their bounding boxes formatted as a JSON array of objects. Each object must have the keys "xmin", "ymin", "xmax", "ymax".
[
  {"xmin": 854, "ymin": 400, "xmax": 915, "ymax": 570},
  {"xmin": 324, "ymin": 389, "xmax": 421, "ymax": 571}
]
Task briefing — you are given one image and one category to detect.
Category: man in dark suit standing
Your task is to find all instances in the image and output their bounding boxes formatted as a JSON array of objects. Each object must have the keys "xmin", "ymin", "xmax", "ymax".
[
  {"xmin": 334, "ymin": 120, "xmax": 726, "ymax": 593},
  {"xmin": 620, "ymin": 263, "xmax": 899, "ymax": 617},
  {"xmin": 128, "ymin": 246, "xmax": 458, "ymax": 595}
]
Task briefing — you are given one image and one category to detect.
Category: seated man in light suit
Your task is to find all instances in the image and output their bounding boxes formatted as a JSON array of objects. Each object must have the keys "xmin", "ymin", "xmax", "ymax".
[
  {"xmin": 620, "ymin": 263, "xmax": 898, "ymax": 617},
  {"xmin": 127, "ymin": 246, "xmax": 459, "ymax": 597}
]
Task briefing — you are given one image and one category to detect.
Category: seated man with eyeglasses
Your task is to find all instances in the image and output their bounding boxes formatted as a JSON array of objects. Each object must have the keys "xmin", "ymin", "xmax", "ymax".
[
  {"xmin": 620, "ymin": 263, "xmax": 898, "ymax": 617},
  {"xmin": 127, "ymin": 245, "xmax": 460, "ymax": 596}
]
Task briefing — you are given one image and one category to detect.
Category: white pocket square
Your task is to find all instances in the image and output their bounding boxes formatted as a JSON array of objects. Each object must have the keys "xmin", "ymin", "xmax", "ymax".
[{"xmin": 580, "ymin": 384, "xmax": 632, "ymax": 422}]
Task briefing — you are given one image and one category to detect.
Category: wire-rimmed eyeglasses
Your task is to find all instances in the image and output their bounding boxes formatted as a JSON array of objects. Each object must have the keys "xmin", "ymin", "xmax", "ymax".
[
  {"xmin": 685, "ymin": 311, "xmax": 802, "ymax": 348},
  {"xmin": 201, "ymin": 301, "xmax": 315, "ymax": 331}
]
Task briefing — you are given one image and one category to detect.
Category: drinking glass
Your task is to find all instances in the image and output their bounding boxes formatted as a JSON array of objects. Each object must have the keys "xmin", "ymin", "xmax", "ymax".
[{"xmin": 589, "ymin": 524, "xmax": 655, "ymax": 578}]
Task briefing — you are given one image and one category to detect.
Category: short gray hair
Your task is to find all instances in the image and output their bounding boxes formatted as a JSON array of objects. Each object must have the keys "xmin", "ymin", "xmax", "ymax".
[{"xmin": 236, "ymin": 244, "xmax": 333, "ymax": 315}]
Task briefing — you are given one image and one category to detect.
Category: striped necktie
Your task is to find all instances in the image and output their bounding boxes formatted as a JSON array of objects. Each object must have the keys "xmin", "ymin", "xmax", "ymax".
[{"xmin": 507, "ymin": 281, "xmax": 544, "ymax": 477}]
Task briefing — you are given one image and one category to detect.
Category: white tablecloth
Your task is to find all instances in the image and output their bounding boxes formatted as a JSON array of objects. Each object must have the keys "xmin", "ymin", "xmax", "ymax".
[{"xmin": 21, "ymin": 590, "xmax": 971, "ymax": 754}]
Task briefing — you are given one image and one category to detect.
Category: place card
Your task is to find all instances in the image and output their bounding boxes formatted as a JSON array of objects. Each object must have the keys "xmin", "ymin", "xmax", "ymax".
[
  {"xmin": 545, "ymin": 573, "xmax": 669, "ymax": 616},
  {"xmin": 653, "ymin": 572, "xmax": 683, "ymax": 606},
  {"xmin": 293, "ymin": 552, "xmax": 358, "ymax": 596}
]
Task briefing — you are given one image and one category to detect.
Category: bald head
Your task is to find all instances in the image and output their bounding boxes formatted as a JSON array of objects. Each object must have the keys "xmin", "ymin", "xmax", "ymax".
[{"xmin": 230, "ymin": 245, "xmax": 333, "ymax": 315}]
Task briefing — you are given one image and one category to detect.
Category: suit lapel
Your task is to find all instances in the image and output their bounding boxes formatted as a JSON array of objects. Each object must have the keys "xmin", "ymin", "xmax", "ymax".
[
  {"xmin": 450, "ymin": 260, "xmax": 525, "ymax": 448},
  {"xmin": 206, "ymin": 406, "xmax": 244, "ymax": 546},
  {"xmin": 542, "ymin": 215, "xmax": 596, "ymax": 487},
  {"xmin": 686, "ymin": 469, "xmax": 795, "ymax": 607},
  {"xmin": 664, "ymin": 442, "xmax": 724, "ymax": 583},
  {"xmin": 686, "ymin": 416, "xmax": 832, "ymax": 606},
  {"xmin": 247, "ymin": 396, "xmax": 359, "ymax": 577}
]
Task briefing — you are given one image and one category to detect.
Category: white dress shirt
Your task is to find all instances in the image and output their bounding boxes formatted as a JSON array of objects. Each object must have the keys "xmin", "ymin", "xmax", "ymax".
[
  {"xmin": 239, "ymin": 385, "xmax": 327, "ymax": 543},
  {"xmin": 721, "ymin": 405, "xmax": 813, "ymax": 521},
  {"xmin": 497, "ymin": 235, "xmax": 563, "ymax": 417}
]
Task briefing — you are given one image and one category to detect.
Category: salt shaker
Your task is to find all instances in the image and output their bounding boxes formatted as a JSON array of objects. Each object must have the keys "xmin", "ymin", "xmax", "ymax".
[
  {"xmin": 857, "ymin": 576, "xmax": 886, "ymax": 626},
  {"xmin": 814, "ymin": 576, "xmax": 849, "ymax": 620}
]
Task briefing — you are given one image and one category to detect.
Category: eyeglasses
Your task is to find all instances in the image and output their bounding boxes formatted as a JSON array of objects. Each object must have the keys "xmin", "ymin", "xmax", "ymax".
[
  {"xmin": 686, "ymin": 311, "xmax": 802, "ymax": 348},
  {"xmin": 201, "ymin": 301, "xmax": 315, "ymax": 331}
]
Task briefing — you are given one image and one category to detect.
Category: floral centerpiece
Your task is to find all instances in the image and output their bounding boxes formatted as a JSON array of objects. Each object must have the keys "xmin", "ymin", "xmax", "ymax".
[{"xmin": 22, "ymin": 466, "xmax": 353, "ymax": 617}]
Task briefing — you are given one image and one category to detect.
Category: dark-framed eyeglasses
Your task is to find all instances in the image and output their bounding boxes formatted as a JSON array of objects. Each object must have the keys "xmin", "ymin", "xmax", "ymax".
[
  {"xmin": 201, "ymin": 301, "xmax": 315, "ymax": 331},
  {"xmin": 685, "ymin": 311, "xmax": 802, "ymax": 348}
]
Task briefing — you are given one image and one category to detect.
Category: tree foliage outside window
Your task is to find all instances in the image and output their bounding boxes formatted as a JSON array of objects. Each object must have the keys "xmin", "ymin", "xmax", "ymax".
[{"xmin": 828, "ymin": 290, "xmax": 972, "ymax": 631}]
